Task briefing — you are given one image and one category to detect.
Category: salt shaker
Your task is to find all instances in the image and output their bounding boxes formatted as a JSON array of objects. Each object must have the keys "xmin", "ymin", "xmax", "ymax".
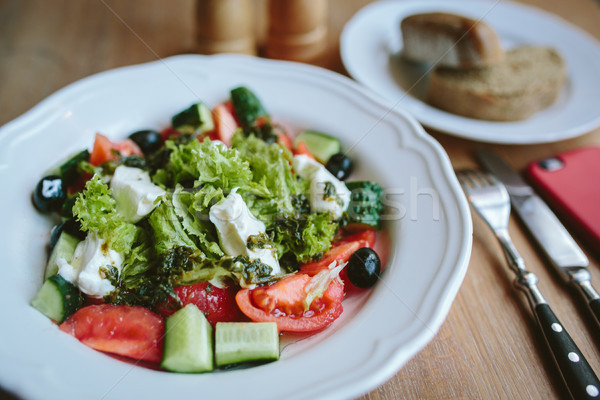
[
  {"xmin": 264, "ymin": 0, "xmax": 328, "ymax": 63},
  {"xmin": 196, "ymin": 0, "xmax": 256, "ymax": 55}
]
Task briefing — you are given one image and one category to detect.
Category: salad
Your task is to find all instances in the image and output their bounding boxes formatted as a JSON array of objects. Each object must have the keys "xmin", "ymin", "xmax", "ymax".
[{"xmin": 30, "ymin": 86, "xmax": 384, "ymax": 373}]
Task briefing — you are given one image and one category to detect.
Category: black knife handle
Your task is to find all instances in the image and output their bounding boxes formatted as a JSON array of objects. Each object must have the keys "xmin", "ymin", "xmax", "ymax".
[
  {"xmin": 534, "ymin": 303, "xmax": 600, "ymax": 399},
  {"xmin": 589, "ymin": 298, "xmax": 600, "ymax": 327}
]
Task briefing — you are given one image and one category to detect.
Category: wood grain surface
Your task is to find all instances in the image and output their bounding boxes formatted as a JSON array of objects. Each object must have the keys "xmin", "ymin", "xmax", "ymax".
[{"xmin": 1, "ymin": 0, "xmax": 600, "ymax": 399}]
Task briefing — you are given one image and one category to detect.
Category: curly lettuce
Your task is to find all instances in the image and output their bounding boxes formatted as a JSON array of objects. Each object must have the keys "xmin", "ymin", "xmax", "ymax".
[
  {"xmin": 271, "ymin": 212, "xmax": 338, "ymax": 264},
  {"xmin": 149, "ymin": 133, "xmax": 338, "ymax": 266},
  {"xmin": 72, "ymin": 175, "xmax": 139, "ymax": 254},
  {"xmin": 231, "ymin": 133, "xmax": 308, "ymax": 226},
  {"xmin": 148, "ymin": 201, "xmax": 198, "ymax": 255},
  {"xmin": 153, "ymin": 138, "xmax": 268, "ymax": 196}
]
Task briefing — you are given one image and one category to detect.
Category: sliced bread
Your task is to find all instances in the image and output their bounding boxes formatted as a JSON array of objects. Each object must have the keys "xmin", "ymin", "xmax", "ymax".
[
  {"xmin": 426, "ymin": 46, "xmax": 566, "ymax": 121},
  {"xmin": 401, "ymin": 12, "xmax": 504, "ymax": 68}
]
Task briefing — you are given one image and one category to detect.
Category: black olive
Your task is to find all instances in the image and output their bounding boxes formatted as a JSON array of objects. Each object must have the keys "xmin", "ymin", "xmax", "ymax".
[
  {"xmin": 346, "ymin": 247, "xmax": 381, "ymax": 288},
  {"xmin": 326, "ymin": 153, "xmax": 353, "ymax": 181},
  {"xmin": 129, "ymin": 129, "xmax": 162, "ymax": 154},
  {"xmin": 32, "ymin": 175, "xmax": 66, "ymax": 213},
  {"xmin": 49, "ymin": 219, "xmax": 87, "ymax": 251},
  {"xmin": 49, "ymin": 222, "xmax": 64, "ymax": 251}
]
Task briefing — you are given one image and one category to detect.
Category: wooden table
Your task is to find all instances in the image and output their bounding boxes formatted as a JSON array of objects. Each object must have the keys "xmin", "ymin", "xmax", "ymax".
[{"xmin": 1, "ymin": 0, "xmax": 600, "ymax": 398}]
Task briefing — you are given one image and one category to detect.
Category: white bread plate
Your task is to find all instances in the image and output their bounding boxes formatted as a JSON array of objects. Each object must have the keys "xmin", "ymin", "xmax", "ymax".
[{"xmin": 341, "ymin": 0, "xmax": 600, "ymax": 144}]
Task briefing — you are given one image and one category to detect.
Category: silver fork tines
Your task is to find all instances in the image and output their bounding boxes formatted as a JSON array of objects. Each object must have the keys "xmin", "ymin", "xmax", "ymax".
[
  {"xmin": 456, "ymin": 169, "xmax": 600, "ymax": 399},
  {"xmin": 457, "ymin": 170, "xmax": 511, "ymax": 232}
]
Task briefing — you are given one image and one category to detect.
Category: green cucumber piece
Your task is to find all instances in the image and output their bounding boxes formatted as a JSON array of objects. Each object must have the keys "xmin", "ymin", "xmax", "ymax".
[
  {"xmin": 172, "ymin": 102, "xmax": 214, "ymax": 136},
  {"xmin": 230, "ymin": 86, "xmax": 268, "ymax": 128},
  {"xmin": 293, "ymin": 130, "xmax": 341, "ymax": 164},
  {"xmin": 31, "ymin": 274, "xmax": 83, "ymax": 323},
  {"xmin": 45, "ymin": 231, "xmax": 80, "ymax": 279},
  {"xmin": 345, "ymin": 181, "xmax": 384, "ymax": 230},
  {"xmin": 215, "ymin": 322, "xmax": 279, "ymax": 367},
  {"xmin": 161, "ymin": 304, "xmax": 213, "ymax": 373}
]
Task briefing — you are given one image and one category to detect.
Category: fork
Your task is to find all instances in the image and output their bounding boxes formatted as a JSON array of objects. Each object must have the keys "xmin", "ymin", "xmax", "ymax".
[{"xmin": 457, "ymin": 169, "xmax": 600, "ymax": 400}]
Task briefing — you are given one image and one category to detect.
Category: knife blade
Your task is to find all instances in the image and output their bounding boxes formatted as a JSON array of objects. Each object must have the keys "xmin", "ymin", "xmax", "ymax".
[{"xmin": 477, "ymin": 150, "xmax": 600, "ymax": 325}]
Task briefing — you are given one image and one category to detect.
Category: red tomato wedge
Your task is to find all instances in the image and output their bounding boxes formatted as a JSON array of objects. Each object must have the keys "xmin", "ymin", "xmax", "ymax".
[
  {"xmin": 212, "ymin": 102, "xmax": 239, "ymax": 146},
  {"xmin": 294, "ymin": 140, "xmax": 315, "ymax": 159},
  {"xmin": 235, "ymin": 273, "xmax": 344, "ymax": 333},
  {"xmin": 299, "ymin": 241, "xmax": 362, "ymax": 276},
  {"xmin": 274, "ymin": 125, "xmax": 293, "ymax": 151},
  {"xmin": 159, "ymin": 127, "xmax": 181, "ymax": 142},
  {"xmin": 59, "ymin": 304, "xmax": 164, "ymax": 363},
  {"xmin": 89, "ymin": 133, "xmax": 143, "ymax": 166},
  {"xmin": 336, "ymin": 229, "xmax": 376, "ymax": 249},
  {"xmin": 157, "ymin": 282, "xmax": 242, "ymax": 326}
]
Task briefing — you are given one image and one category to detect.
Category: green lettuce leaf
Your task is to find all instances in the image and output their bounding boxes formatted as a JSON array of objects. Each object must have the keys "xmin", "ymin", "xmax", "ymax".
[
  {"xmin": 172, "ymin": 185, "xmax": 224, "ymax": 258},
  {"xmin": 153, "ymin": 138, "xmax": 268, "ymax": 196},
  {"xmin": 148, "ymin": 201, "xmax": 198, "ymax": 255},
  {"xmin": 271, "ymin": 212, "xmax": 338, "ymax": 263},
  {"xmin": 72, "ymin": 174, "xmax": 139, "ymax": 253},
  {"xmin": 231, "ymin": 133, "xmax": 307, "ymax": 226}
]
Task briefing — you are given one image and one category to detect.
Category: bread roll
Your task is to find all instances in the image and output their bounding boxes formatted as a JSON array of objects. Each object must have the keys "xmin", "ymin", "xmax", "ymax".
[
  {"xmin": 401, "ymin": 12, "xmax": 504, "ymax": 68},
  {"xmin": 426, "ymin": 46, "xmax": 566, "ymax": 121}
]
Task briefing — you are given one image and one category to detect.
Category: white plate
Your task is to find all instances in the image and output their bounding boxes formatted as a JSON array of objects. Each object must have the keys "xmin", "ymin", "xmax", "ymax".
[
  {"xmin": 0, "ymin": 54, "xmax": 471, "ymax": 400},
  {"xmin": 341, "ymin": 0, "xmax": 600, "ymax": 144}
]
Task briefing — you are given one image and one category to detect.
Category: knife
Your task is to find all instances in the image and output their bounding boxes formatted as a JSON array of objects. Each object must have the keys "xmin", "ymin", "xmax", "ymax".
[{"xmin": 477, "ymin": 150, "xmax": 600, "ymax": 325}]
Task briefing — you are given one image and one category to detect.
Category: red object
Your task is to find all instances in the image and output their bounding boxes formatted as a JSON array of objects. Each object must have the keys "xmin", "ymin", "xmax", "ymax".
[
  {"xmin": 89, "ymin": 133, "xmax": 143, "ymax": 166},
  {"xmin": 235, "ymin": 273, "xmax": 344, "ymax": 333},
  {"xmin": 157, "ymin": 282, "xmax": 242, "ymax": 326},
  {"xmin": 59, "ymin": 304, "xmax": 164, "ymax": 363},
  {"xmin": 67, "ymin": 172, "xmax": 93, "ymax": 195},
  {"xmin": 527, "ymin": 146, "xmax": 600, "ymax": 251},
  {"xmin": 159, "ymin": 127, "xmax": 181, "ymax": 142},
  {"xmin": 336, "ymin": 229, "xmax": 376, "ymax": 249},
  {"xmin": 212, "ymin": 102, "xmax": 239, "ymax": 146},
  {"xmin": 294, "ymin": 141, "xmax": 315, "ymax": 159},
  {"xmin": 299, "ymin": 241, "xmax": 362, "ymax": 276},
  {"xmin": 274, "ymin": 125, "xmax": 293, "ymax": 151}
]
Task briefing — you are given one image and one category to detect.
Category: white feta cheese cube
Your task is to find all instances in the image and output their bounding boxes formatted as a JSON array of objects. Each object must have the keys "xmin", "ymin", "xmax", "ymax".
[
  {"xmin": 110, "ymin": 165, "xmax": 165, "ymax": 223},
  {"xmin": 209, "ymin": 189, "xmax": 281, "ymax": 276},
  {"xmin": 292, "ymin": 155, "xmax": 351, "ymax": 218},
  {"xmin": 57, "ymin": 232, "xmax": 123, "ymax": 298}
]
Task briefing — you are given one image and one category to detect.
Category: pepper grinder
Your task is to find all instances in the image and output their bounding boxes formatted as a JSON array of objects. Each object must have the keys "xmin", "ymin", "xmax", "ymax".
[
  {"xmin": 196, "ymin": 0, "xmax": 256, "ymax": 55},
  {"xmin": 264, "ymin": 0, "xmax": 328, "ymax": 63}
]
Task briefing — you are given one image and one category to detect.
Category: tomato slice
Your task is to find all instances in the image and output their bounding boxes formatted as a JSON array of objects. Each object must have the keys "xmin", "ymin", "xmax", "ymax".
[
  {"xmin": 212, "ymin": 102, "xmax": 239, "ymax": 146},
  {"xmin": 235, "ymin": 273, "xmax": 344, "ymax": 333},
  {"xmin": 299, "ymin": 241, "xmax": 362, "ymax": 276},
  {"xmin": 89, "ymin": 133, "xmax": 143, "ymax": 166},
  {"xmin": 159, "ymin": 127, "xmax": 181, "ymax": 142},
  {"xmin": 336, "ymin": 229, "xmax": 376, "ymax": 249},
  {"xmin": 294, "ymin": 140, "xmax": 315, "ymax": 159},
  {"xmin": 274, "ymin": 125, "xmax": 293, "ymax": 151},
  {"xmin": 157, "ymin": 282, "xmax": 242, "ymax": 326},
  {"xmin": 59, "ymin": 304, "xmax": 164, "ymax": 363}
]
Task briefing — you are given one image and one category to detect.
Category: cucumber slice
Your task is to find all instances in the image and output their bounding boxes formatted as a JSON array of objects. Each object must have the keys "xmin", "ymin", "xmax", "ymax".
[
  {"xmin": 345, "ymin": 181, "xmax": 384, "ymax": 230},
  {"xmin": 161, "ymin": 304, "xmax": 213, "ymax": 373},
  {"xmin": 172, "ymin": 102, "xmax": 214, "ymax": 136},
  {"xmin": 215, "ymin": 322, "xmax": 279, "ymax": 367},
  {"xmin": 45, "ymin": 231, "xmax": 80, "ymax": 279},
  {"xmin": 230, "ymin": 86, "xmax": 268, "ymax": 128},
  {"xmin": 293, "ymin": 130, "xmax": 341, "ymax": 164},
  {"xmin": 31, "ymin": 274, "xmax": 83, "ymax": 323}
]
